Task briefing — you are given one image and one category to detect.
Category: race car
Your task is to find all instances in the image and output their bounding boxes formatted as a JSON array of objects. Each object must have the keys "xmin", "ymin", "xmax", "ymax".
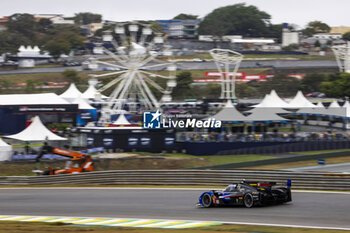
[{"xmin": 197, "ymin": 180, "xmax": 292, "ymax": 208}]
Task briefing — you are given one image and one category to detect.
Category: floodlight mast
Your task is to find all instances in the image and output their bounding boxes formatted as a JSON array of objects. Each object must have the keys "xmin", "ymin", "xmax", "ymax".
[
  {"xmin": 209, "ymin": 49, "xmax": 243, "ymax": 99},
  {"xmin": 90, "ymin": 22, "xmax": 177, "ymax": 123},
  {"xmin": 332, "ymin": 41, "xmax": 350, "ymax": 73}
]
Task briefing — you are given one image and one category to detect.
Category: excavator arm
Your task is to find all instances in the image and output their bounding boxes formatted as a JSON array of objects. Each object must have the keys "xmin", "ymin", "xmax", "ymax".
[{"xmin": 34, "ymin": 144, "xmax": 93, "ymax": 175}]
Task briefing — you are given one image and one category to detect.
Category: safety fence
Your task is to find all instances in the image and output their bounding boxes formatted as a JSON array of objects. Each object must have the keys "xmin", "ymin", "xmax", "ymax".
[{"xmin": 0, "ymin": 170, "xmax": 350, "ymax": 191}]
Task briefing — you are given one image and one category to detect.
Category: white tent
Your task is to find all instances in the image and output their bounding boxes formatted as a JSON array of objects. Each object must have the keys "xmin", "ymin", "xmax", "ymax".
[
  {"xmin": 71, "ymin": 96, "xmax": 95, "ymax": 110},
  {"xmin": 253, "ymin": 90, "xmax": 291, "ymax": 108},
  {"xmin": 112, "ymin": 114, "xmax": 131, "ymax": 125},
  {"xmin": 268, "ymin": 90, "xmax": 291, "ymax": 108},
  {"xmin": 297, "ymin": 100, "xmax": 327, "ymax": 115},
  {"xmin": 288, "ymin": 91, "xmax": 317, "ymax": 108},
  {"xmin": 60, "ymin": 83, "xmax": 83, "ymax": 102},
  {"xmin": 0, "ymin": 138, "xmax": 12, "ymax": 161},
  {"xmin": 210, "ymin": 100, "xmax": 248, "ymax": 122},
  {"xmin": 0, "ymin": 93, "xmax": 69, "ymax": 105},
  {"xmin": 82, "ymin": 84, "xmax": 107, "ymax": 100},
  {"xmin": 5, "ymin": 116, "xmax": 67, "ymax": 141},
  {"xmin": 252, "ymin": 94, "xmax": 270, "ymax": 108},
  {"xmin": 342, "ymin": 100, "xmax": 350, "ymax": 117},
  {"xmin": 316, "ymin": 102, "xmax": 324, "ymax": 108},
  {"xmin": 245, "ymin": 108, "xmax": 288, "ymax": 121},
  {"xmin": 329, "ymin": 100, "xmax": 341, "ymax": 108}
]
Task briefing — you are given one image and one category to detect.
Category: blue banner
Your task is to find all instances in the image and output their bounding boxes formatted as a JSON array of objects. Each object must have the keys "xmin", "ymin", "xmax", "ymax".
[{"xmin": 77, "ymin": 109, "xmax": 97, "ymax": 126}]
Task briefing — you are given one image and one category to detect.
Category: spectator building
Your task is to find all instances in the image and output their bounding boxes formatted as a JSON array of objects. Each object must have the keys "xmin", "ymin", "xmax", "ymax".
[{"xmin": 156, "ymin": 19, "xmax": 200, "ymax": 38}]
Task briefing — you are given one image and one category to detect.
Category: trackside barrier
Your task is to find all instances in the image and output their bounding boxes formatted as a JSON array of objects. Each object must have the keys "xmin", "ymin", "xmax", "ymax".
[{"xmin": 0, "ymin": 170, "xmax": 350, "ymax": 190}]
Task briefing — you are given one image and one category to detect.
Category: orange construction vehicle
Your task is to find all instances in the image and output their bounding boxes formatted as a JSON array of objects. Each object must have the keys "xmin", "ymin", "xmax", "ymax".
[{"xmin": 34, "ymin": 144, "xmax": 94, "ymax": 175}]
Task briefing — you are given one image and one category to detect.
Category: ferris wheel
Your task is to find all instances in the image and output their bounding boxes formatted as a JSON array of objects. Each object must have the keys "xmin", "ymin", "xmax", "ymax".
[{"xmin": 90, "ymin": 22, "xmax": 177, "ymax": 122}]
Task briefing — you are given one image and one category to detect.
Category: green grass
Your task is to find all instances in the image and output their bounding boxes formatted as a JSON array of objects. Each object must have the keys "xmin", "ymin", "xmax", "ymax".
[
  {"xmin": 12, "ymin": 143, "xmax": 43, "ymax": 149},
  {"xmin": 291, "ymin": 149, "xmax": 350, "ymax": 155},
  {"xmin": 201, "ymin": 154, "xmax": 276, "ymax": 166}
]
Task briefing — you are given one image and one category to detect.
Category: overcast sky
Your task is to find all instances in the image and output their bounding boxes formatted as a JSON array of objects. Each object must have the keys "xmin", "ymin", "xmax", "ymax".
[{"xmin": 1, "ymin": 0, "xmax": 349, "ymax": 28}]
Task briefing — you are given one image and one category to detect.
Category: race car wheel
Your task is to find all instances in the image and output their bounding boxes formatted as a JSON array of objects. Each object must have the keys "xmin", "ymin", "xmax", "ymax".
[
  {"xmin": 201, "ymin": 193, "xmax": 213, "ymax": 208},
  {"xmin": 243, "ymin": 193, "xmax": 254, "ymax": 208}
]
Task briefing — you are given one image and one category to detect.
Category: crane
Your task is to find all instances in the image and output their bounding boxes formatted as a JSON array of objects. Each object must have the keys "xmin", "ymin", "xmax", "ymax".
[{"xmin": 34, "ymin": 144, "xmax": 94, "ymax": 175}]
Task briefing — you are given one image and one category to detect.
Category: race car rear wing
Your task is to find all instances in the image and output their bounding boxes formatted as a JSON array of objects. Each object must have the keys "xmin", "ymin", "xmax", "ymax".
[{"xmin": 244, "ymin": 180, "xmax": 292, "ymax": 190}]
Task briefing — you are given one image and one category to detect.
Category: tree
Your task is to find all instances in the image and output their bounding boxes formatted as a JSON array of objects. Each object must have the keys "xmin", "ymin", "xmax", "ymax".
[
  {"xmin": 342, "ymin": 31, "xmax": 350, "ymax": 41},
  {"xmin": 259, "ymin": 74, "xmax": 301, "ymax": 97},
  {"xmin": 0, "ymin": 31, "xmax": 31, "ymax": 54},
  {"xmin": 282, "ymin": 43, "xmax": 299, "ymax": 51},
  {"xmin": 302, "ymin": 21, "xmax": 330, "ymax": 37},
  {"xmin": 173, "ymin": 71, "xmax": 193, "ymax": 99},
  {"xmin": 38, "ymin": 18, "xmax": 53, "ymax": 32},
  {"xmin": 300, "ymin": 73, "xmax": 327, "ymax": 93},
  {"xmin": 44, "ymin": 40, "xmax": 70, "ymax": 59},
  {"xmin": 314, "ymin": 40, "xmax": 321, "ymax": 48},
  {"xmin": 320, "ymin": 73, "xmax": 350, "ymax": 98},
  {"xmin": 74, "ymin": 12, "xmax": 102, "ymax": 25},
  {"xmin": 62, "ymin": 69, "xmax": 81, "ymax": 83},
  {"xmin": 173, "ymin": 14, "xmax": 198, "ymax": 20},
  {"xmin": 265, "ymin": 24, "xmax": 283, "ymax": 43},
  {"xmin": 198, "ymin": 4, "xmax": 271, "ymax": 40},
  {"xmin": 236, "ymin": 83, "xmax": 256, "ymax": 98},
  {"xmin": 6, "ymin": 13, "xmax": 37, "ymax": 39},
  {"xmin": 44, "ymin": 30, "xmax": 85, "ymax": 58}
]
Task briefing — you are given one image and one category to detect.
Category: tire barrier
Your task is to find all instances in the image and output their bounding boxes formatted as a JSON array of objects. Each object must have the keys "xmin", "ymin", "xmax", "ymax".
[{"xmin": 0, "ymin": 170, "xmax": 350, "ymax": 190}]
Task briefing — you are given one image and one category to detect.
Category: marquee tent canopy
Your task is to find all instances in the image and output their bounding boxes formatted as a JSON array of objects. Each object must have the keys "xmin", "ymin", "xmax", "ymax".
[
  {"xmin": 82, "ymin": 84, "xmax": 108, "ymax": 100},
  {"xmin": 0, "ymin": 138, "xmax": 12, "ymax": 161},
  {"xmin": 0, "ymin": 93, "xmax": 69, "ymax": 105},
  {"xmin": 60, "ymin": 83, "xmax": 83, "ymax": 101},
  {"xmin": 71, "ymin": 96, "xmax": 95, "ymax": 110},
  {"xmin": 245, "ymin": 108, "xmax": 289, "ymax": 122},
  {"xmin": 210, "ymin": 100, "xmax": 248, "ymax": 122},
  {"xmin": 112, "ymin": 114, "xmax": 131, "ymax": 125},
  {"xmin": 253, "ymin": 90, "xmax": 291, "ymax": 108},
  {"xmin": 5, "ymin": 116, "xmax": 67, "ymax": 141},
  {"xmin": 288, "ymin": 91, "xmax": 317, "ymax": 108},
  {"xmin": 329, "ymin": 100, "xmax": 341, "ymax": 108}
]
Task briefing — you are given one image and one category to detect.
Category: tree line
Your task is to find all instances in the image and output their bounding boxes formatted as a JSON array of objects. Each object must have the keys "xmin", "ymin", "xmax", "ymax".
[
  {"xmin": 0, "ymin": 12, "xmax": 102, "ymax": 57},
  {"xmin": 172, "ymin": 71, "xmax": 350, "ymax": 100}
]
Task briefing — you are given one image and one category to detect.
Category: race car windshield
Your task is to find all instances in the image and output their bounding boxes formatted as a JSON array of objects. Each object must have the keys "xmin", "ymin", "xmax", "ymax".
[{"xmin": 224, "ymin": 184, "xmax": 237, "ymax": 192}]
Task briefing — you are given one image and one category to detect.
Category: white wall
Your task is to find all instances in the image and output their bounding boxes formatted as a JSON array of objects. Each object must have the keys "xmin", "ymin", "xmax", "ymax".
[{"xmin": 282, "ymin": 31, "xmax": 299, "ymax": 47}]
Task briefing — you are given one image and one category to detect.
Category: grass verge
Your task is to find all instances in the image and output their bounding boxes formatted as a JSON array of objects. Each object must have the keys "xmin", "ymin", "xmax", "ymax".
[
  {"xmin": 0, "ymin": 153, "xmax": 276, "ymax": 176},
  {"xmin": 245, "ymin": 155, "xmax": 350, "ymax": 170},
  {"xmin": 0, "ymin": 221, "xmax": 347, "ymax": 233}
]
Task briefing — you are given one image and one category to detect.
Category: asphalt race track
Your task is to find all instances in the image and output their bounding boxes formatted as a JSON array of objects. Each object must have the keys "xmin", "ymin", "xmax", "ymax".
[
  {"xmin": 0, "ymin": 188, "xmax": 349, "ymax": 229},
  {"xmin": 0, "ymin": 60, "xmax": 338, "ymax": 75}
]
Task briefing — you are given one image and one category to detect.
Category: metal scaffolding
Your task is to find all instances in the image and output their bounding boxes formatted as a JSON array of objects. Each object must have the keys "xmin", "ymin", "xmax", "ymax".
[{"xmin": 209, "ymin": 49, "xmax": 243, "ymax": 99}]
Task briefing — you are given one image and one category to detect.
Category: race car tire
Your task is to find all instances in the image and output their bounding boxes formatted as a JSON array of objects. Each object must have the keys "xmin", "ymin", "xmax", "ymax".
[
  {"xmin": 243, "ymin": 193, "xmax": 254, "ymax": 208},
  {"xmin": 201, "ymin": 193, "xmax": 213, "ymax": 208}
]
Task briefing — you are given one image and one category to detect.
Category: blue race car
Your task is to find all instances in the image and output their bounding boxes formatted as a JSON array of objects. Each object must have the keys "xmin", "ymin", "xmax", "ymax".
[{"xmin": 197, "ymin": 180, "xmax": 292, "ymax": 208}]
